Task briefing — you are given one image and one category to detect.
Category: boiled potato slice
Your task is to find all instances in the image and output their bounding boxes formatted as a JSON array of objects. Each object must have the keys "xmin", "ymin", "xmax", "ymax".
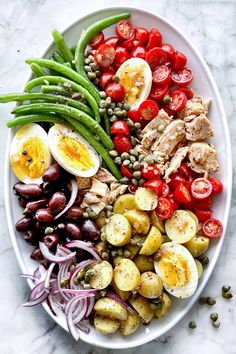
[
  {"xmin": 112, "ymin": 280, "xmax": 131, "ymax": 301},
  {"xmin": 94, "ymin": 297, "xmax": 127, "ymax": 321},
  {"xmin": 155, "ymin": 293, "xmax": 172, "ymax": 318},
  {"xmin": 186, "ymin": 210, "xmax": 199, "ymax": 229},
  {"xmin": 88, "ymin": 261, "xmax": 113, "ymax": 290},
  {"xmin": 120, "ymin": 311, "xmax": 141, "ymax": 336},
  {"xmin": 133, "ymin": 254, "xmax": 154, "ymax": 272},
  {"xmin": 138, "ymin": 271, "xmax": 163, "ymax": 298},
  {"xmin": 195, "ymin": 259, "xmax": 203, "ymax": 279},
  {"xmin": 114, "ymin": 194, "xmax": 136, "ymax": 214},
  {"xmin": 105, "ymin": 214, "xmax": 131, "ymax": 246},
  {"xmin": 135, "ymin": 187, "xmax": 158, "ymax": 211},
  {"xmin": 129, "ymin": 295, "xmax": 155, "ymax": 323},
  {"xmin": 150, "ymin": 210, "xmax": 165, "ymax": 233},
  {"xmin": 184, "ymin": 235, "xmax": 209, "ymax": 257},
  {"xmin": 114, "ymin": 259, "xmax": 141, "ymax": 291},
  {"xmin": 165, "ymin": 210, "xmax": 197, "ymax": 243},
  {"xmin": 139, "ymin": 226, "xmax": 163, "ymax": 255},
  {"xmin": 94, "ymin": 316, "xmax": 120, "ymax": 335},
  {"xmin": 162, "ymin": 234, "xmax": 172, "ymax": 243},
  {"xmin": 124, "ymin": 209, "xmax": 150, "ymax": 234}
]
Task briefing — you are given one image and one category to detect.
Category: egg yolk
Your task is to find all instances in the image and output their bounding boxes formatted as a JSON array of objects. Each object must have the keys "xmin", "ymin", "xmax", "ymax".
[
  {"xmin": 118, "ymin": 63, "xmax": 145, "ymax": 105},
  {"xmin": 158, "ymin": 251, "xmax": 190, "ymax": 288},
  {"xmin": 57, "ymin": 135, "xmax": 94, "ymax": 171},
  {"xmin": 10, "ymin": 137, "xmax": 48, "ymax": 180}
]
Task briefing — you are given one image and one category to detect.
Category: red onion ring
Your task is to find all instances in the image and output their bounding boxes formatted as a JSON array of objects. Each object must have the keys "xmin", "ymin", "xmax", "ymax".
[
  {"xmin": 23, "ymin": 291, "xmax": 48, "ymax": 307},
  {"xmin": 85, "ymin": 296, "xmax": 95, "ymax": 319},
  {"xmin": 69, "ymin": 259, "xmax": 97, "ymax": 289},
  {"xmin": 58, "ymin": 288, "xmax": 97, "ymax": 296},
  {"xmin": 65, "ymin": 240, "xmax": 102, "ymax": 261},
  {"xmin": 54, "ymin": 179, "xmax": 78, "ymax": 220},
  {"xmin": 106, "ymin": 291, "xmax": 136, "ymax": 315},
  {"xmin": 39, "ymin": 242, "xmax": 76, "ymax": 263}
]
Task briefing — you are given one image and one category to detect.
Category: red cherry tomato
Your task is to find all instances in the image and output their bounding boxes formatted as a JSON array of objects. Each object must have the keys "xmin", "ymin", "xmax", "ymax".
[
  {"xmin": 121, "ymin": 165, "xmax": 133, "ymax": 179},
  {"xmin": 208, "ymin": 177, "xmax": 223, "ymax": 195},
  {"xmin": 161, "ymin": 43, "xmax": 175, "ymax": 61},
  {"xmin": 131, "ymin": 46, "xmax": 146, "ymax": 59},
  {"xmin": 135, "ymin": 27, "xmax": 149, "ymax": 46},
  {"xmin": 120, "ymin": 36, "xmax": 138, "ymax": 52},
  {"xmin": 155, "ymin": 197, "xmax": 174, "ymax": 220},
  {"xmin": 105, "ymin": 82, "xmax": 125, "ymax": 102},
  {"xmin": 195, "ymin": 196, "xmax": 213, "ymax": 211},
  {"xmin": 191, "ymin": 178, "xmax": 213, "ymax": 200},
  {"xmin": 202, "ymin": 218, "xmax": 223, "ymax": 238},
  {"xmin": 94, "ymin": 44, "xmax": 115, "ymax": 68},
  {"xmin": 168, "ymin": 193, "xmax": 180, "ymax": 210},
  {"xmin": 113, "ymin": 47, "xmax": 129, "ymax": 68},
  {"xmin": 173, "ymin": 183, "xmax": 192, "ymax": 204},
  {"xmin": 150, "ymin": 84, "xmax": 169, "ymax": 101},
  {"xmin": 141, "ymin": 165, "xmax": 161, "ymax": 180},
  {"xmin": 116, "ymin": 20, "xmax": 134, "ymax": 40},
  {"xmin": 170, "ymin": 173, "xmax": 187, "ymax": 190},
  {"xmin": 113, "ymin": 134, "xmax": 131, "ymax": 154},
  {"xmin": 127, "ymin": 109, "xmax": 145, "ymax": 128},
  {"xmin": 138, "ymin": 99, "xmax": 159, "ymax": 120},
  {"xmin": 178, "ymin": 162, "xmax": 191, "ymax": 178},
  {"xmin": 168, "ymin": 90, "xmax": 187, "ymax": 112},
  {"xmin": 144, "ymin": 179, "xmax": 163, "ymax": 196},
  {"xmin": 173, "ymin": 51, "xmax": 187, "ymax": 69},
  {"xmin": 186, "ymin": 176, "xmax": 194, "ymax": 191},
  {"xmin": 153, "ymin": 65, "xmax": 171, "ymax": 85},
  {"xmin": 146, "ymin": 48, "xmax": 168, "ymax": 71},
  {"xmin": 128, "ymin": 184, "xmax": 138, "ymax": 194},
  {"xmin": 175, "ymin": 87, "xmax": 194, "ymax": 100},
  {"xmin": 110, "ymin": 120, "xmax": 130, "ymax": 136},
  {"xmin": 104, "ymin": 36, "xmax": 120, "ymax": 47},
  {"xmin": 161, "ymin": 182, "xmax": 170, "ymax": 197},
  {"xmin": 194, "ymin": 209, "xmax": 213, "ymax": 223},
  {"xmin": 162, "ymin": 105, "xmax": 175, "ymax": 117},
  {"xmin": 146, "ymin": 29, "xmax": 162, "ymax": 49},
  {"xmin": 101, "ymin": 65, "xmax": 115, "ymax": 74},
  {"xmin": 98, "ymin": 72, "xmax": 113, "ymax": 89},
  {"xmin": 171, "ymin": 68, "xmax": 194, "ymax": 87},
  {"xmin": 89, "ymin": 32, "xmax": 104, "ymax": 49}
]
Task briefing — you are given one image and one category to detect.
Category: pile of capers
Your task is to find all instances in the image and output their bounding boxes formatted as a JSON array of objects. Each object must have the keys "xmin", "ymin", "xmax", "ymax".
[
  {"xmin": 84, "ymin": 54, "xmax": 101, "ymax": 85},
  {"xmin": 98, "ymin": 92, "xmax": 131, "ymax": 122}
]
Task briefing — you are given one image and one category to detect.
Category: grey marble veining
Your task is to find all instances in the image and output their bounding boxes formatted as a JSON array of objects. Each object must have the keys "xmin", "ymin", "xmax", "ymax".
[{"xmin": 0, "ymin": 1, "xmax": 236, "ymax": 353}]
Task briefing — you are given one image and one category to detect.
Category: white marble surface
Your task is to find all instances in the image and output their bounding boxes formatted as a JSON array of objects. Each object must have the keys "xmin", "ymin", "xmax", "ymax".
[{"xmin": 0, "ymin": 0, "xmax": 236, "ymax": 353}]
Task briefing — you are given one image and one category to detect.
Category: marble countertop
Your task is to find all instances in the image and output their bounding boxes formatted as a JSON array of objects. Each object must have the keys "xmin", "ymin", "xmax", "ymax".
[{"xmin": 0, "ymin": 0, "xmax": 236, "ymax": 353}]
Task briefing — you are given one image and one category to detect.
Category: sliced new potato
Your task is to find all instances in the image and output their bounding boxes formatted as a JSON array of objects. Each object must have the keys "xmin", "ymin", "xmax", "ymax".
[
  {"xmin": 155, "ymin": 292, "xmax": 172, "ymax": 318},
  {"xmin": 114, "ymin": 194, "xmax": 136, "ymax": 214},
  {"xmin": 112, "ymin": 280, "xmax": 131, "ymax": 301},
  {"xmin": 120, "ymin": 311, "xmax": 141, "ymax": 336},
  {"xmin": 139, "ymin": 226, "xmax": 163, "ymax": 255},
  {"xmin": 88, "ymin": 261, "xmax": 113, "ymax": 290},
  {"xmin": 133, "ymin": 254, "xmax": 154, "ymax": 272},
  {"xmin": 184, "ymin": 235, "xmax": 209, "ymax": 258},
  {"xmin": 150, "ymin": 210, "xmax": 165, "ymax": 233},
  {"xmin": 124, "ymin": 209, "xmax": 150, "ymax": 234},
  {"xmin": 105, "ymin": 214, "xmax": 131, "ymax": 246},
  {"xmin": 165, "ymin": 210, "xmax": 197, "ymax": 243},
  {"xmin": 135, "ymin": 187, "xmax": 158, "ymax": 211},
  {"xmin": 114, "ymin": 259, "xmax": 141, "ymax": 291},
  {"xmin": 186, "ymin": 210, "xmax": 199, "ymax": 229},
  {"xmin": 94, "ymin": 297, "xmax": 127, "ymax": 321},
  {"xmin": 138, "ymin": 271, "xmax": 163, "ymax": 298},
  {"xmin": 195, "ymin": 259, "xmax": 203, "ymax": 279},
  {"xmin": 129, "ymin": 295, "xmax": 155, "ymax": 323},
  {"xmin": 94, "ymin": 316, "xmax": 120, "ymax": 335}
]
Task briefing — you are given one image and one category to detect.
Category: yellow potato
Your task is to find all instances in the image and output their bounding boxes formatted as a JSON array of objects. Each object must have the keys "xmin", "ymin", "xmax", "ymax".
[
  {"xmin": 184, "ymin": 235, "xmax": 209, "ymax": 258},
  {"xmin": 155, "ymin": 293, "xmax": 172, "ymax": 318},
  {"xmin": 113, "ymin": 194, "xmax": 136, "ymax": 214},
  {"xmin": 135, "ymin": 187, "xmax": 158, "ymax": 211},
  {"xmin": 165, "ymin": 210, "xmax": 197, "ymax": 243},
  {"xmin": 94, "ymin": 316, "xmax": 120, "ymax": 335},
  {"xmin": 162, "ymin": 234, "xmax": 172, "ymax": 243},
  {"xmin": 195, "ymin": 259, "xmax": 203, "ymax": 279},
  {"xmin": 88, "ymin": 261, "xmax": 113, "ymax": 290},
  {"xmin": 95, "ymin": 210, "xmax": 107, "ymax": 229},
  {"xmin": 114, "ymin": 259, "xmax": 141, "ymax": 291},
  {"xmin": 186, "ymin": 210, "xmax": 199, "ymax": 229},
  {"xmin": 112, "ymin": 280, "xmax": 131, "ymax": 301},
  {"xmin": 120, "ymin": 311, "xmax": 141, "ymax": 336},
  {"xmin": 138, "ymin": 272, "xmax": 163, "ymax": 298},
  {"xmin": 94, "ymin": 297, "xmax": 127, "ymax": 321},
  {"xmin": 124, "ymin": 209, "xmax": 150, "ymax": 234},
  {"xmin": 105, "ymin": 214, "xmax": 131, "ymax": 247},
  {"xmin": 150, "ymin": 210, "xmax": 165, "ymax": 233},
  {"xmin": 139, "ymin": 226, "xmax": 163, "ymax": 255},
  {"xmin": 133, "ymin": 254, "xmax": 154, "ymax": 272},
  {"xmin": 129, "ymin": 295, "xmax": 155, "ymax": 323}
]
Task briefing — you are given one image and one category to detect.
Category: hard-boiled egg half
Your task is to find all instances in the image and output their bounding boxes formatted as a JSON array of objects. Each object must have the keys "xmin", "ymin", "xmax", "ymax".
[
  {"xmin": 116, "ymin": 58, "xmax": 152, "ymax": 109},
  {"xmin": 48, "ymin": 124, "xmax": 100, "ymax": 177},
  {"xmin": 154, "ymin": 242, "xmax": 198, "ymax": 298},
  {"xmin": 10, "ymin": 123, "xmax": 51, "ymax": 184}
]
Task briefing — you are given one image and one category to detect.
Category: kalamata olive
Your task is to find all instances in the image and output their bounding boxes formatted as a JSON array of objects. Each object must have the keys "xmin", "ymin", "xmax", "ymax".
[
  {"xmin": 18, "ymin": 197, "xmax": 28, "ymax": 208},
  {"xmin": 25, "ymin": 198, "xmax": 48, "ymax": 213},
  {"xmin": 23, "ymin": 230, "xmax": 37, "ymax": 245},
  {"xmin": 14, "ymin": 182, "xmax": 42, "ymax": 198},
  {"xmin": 15, "ymin": 217, "xmax": 32, "ymax": 232},
  {"xmin": 48, "ymin": 192, "xmax": 66, "ymax": 214},
  {"xmin": 73, "ymin": 194, "xmax": 83, "ymax": 206},
  {"xmin": 44, "ymin": 233, "xmax": 59, "ymax": 249},
  {"xmin": 81, "ymin": 219, "xmax": 100, "ymax": 241},
  {"xmin": 66, "ymin": 223, "xmax": 81, "ymax": 240},
  {"xmin": 42, "ymin": 163, "xmax": 61, "ymax": 182},
  {"xmin": 35, "ymin": 208, "xmax": 54, "ymax": 223},
  {"xmin": 42, "ymin": 181, "xmax": 56, "ymax": 195},
  {"xmin": 66, "ymin": 206, "xmax": 83, "ymax": 220},
  {"xmin": 30, "ymin": 247, "xmax": 44, "ymax": 261}
]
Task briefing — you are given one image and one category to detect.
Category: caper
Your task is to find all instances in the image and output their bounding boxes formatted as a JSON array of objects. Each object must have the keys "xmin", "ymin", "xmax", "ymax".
[
  {"xmin": 99, "ymin": 91, "xmax": 106, "ymax": 99},
  {"xmin": 82, "ymin": 212, "xmax": 89, "ymax": 218},
  {"xmin": 222, "ymin": 285, "xmax": 231, "ymax": 293},
  {"xmin": 88, "ymin": 55, "xmax": 95, "ymax": 61},
  {"xmin": 83, "ymin": 283, "xmax": 91, "ymax": 289},
  {"xmin": 121, "ymin": 152, "xmax": 130, "ymax": 160},
  {"xmin": 199, "ymin": 255, "xmax": 209, "ymax": 266},
  {"xmin": 133, "ymin": 162, "xmax": 141, "ymax": 170},
  {"xmin": 117, "ymin": 249, "xmax": 124, "ymax": 256},
  {"xmin": 131, "ymin": 178, "xmax": 138, "ymax": 186},
  {"xmin": 109, "ymin": 115, "xmax": 118, "ymax": 122},
  {"xmin": 120, "ymin": 177, "xmax": 130, "ymax": 183},
  {"xmin": 198, "ymin": 297, "xmax": 207, "ymax": 305},
  {"xmin": 117, "ymin": 102, "xmax": 123, "ymax": 108},
  {"xmin": 101, "ymin": 252, "xmax": 109, "ymax": 261},
  {"xmin": 106, "ymin": 96, "xmax": 112, "ymax": 105},
  {"xmin": 99, "ymin": 100, "xmax": 107, "ymax": 108},
  {"xmin": 130, "ymin": 156, "xmax": 136, "ymax": 163},
  {"xmin": 128, "ymin": 163, "xmax": 133, "ymax": 169},
  {"xmin": 139, "ymin": 178, "xmax": 145, "ymax": 186},
  {"xmin": 107, "ymin": 108, "xmax": 113, "ymax": 115},
  {"xmin": 98, "ymin": 107, "xmax": 106, "ymax": 115},
  {"xmin": 94, "ymin": 78, "xmax": 99, "ymax": 85},
  {"xmin": 131, "ymin": 136, "xmax": 137, "ymax": 147},
  {"xmin": 110, "ymin": 102, "xmax": 116, "ymax": 109},
  {"xmin": 121, "ymin": 110, "xmax": 127, "ymax": 117},
  {"xmin": 100, "ymin": 290, "xmax": 107, "ymax": 297},
  {"xmin": 57, "ymin": 223, "xmax": 65, "ymax": 229},
  {"xmin": 85, "ymin": 207, "xmax": 92, "ymax": 213},
  {"xmin": 105, "ymin": 205, "xmax": 113, "ymax": 212},
  {"xmin": 117, "ymin": 110, "xmax": 125, "ymax": 117},
  {"xmin": 84, "ymin": 58, "xmax": 91, "ymax": 65},
  {"xmin": 212, "ymin": 320, "xmax": 220, "ymax": 328},
  {"xmin": 134, "ymin": 122, "xmax": 141, "ymax": 129},
  {"xmin": 106, "ymin": 210, "xmax": 113, "ymax": 218},
  {"xmin": 138, "ymin": 154, "xmax": 146, "ymax": 162},
  {"xmin": 123, "ymin": 159, "xmax": 131, "ymax": 167},
  {"xmin": 45, "ymin": 227, "xmax": 54, "ymax": 235},
  {"xmin": 126, "ymin": 118, "xmax": 135, "ymax": 127},
  {"xmin": 60, "ymin": 278, "xmax": 69, "ymax": 287},
  {"xmin": 133, "ymin": 171, "xmax": 141, "ymax": 179},
  {"xmin": 109, "ymin": 150, "xmax": 118, "ymax": 157},
  {"xmin": 163, "ymin": 94, "xmax": 171, "ymax": 104},
  {"xmin": 145, "ymin": 157, "xmax": 154, "ymax": 164},
  {"xmin": 149, "ymin": 303, "xmax": 158, "ymax": 311},
  {"xmin": 90, "ymin": 211, "xmax": 97, "ymax": 219},
  {"xmin": 206, "ymin": 297, "xmax": 216, "ymax": 306},
  {"xmin": 222, "ymin": 291, "xmax": 233, "ymax": 299},
  {"xmin": 100, "ymin": 233, "xmax": 107, "ymax": 242},
  {"xmin": 90, "ymin": 62, "xmax": 99, "ymax": 70},
  {"xmin": 210, "ymin": 313, "xmax": 218, "ymax": 322},
  {"xmin": 87, "ymin": 72, "xmax": 96, "ymax": 80},
  {"xmin": 95, "ymin": 70, "xmax": 101, "ymax": 76},
  {"xmin": 113, "ymin": 75, "xmax": 120, "ymax": 82},
  {"xmin": 124, "ymin": 250, "xmax": 132, "ymax": 258},
  {"xmin": 189, "ymin": 321, "xmax": 197, "ymax": 329},
  {"xmin": 123, "ymin": 103, "xmax": 130, "ymax": 111},
  {"xmin": 157, "ymin": 124, "xmax": 165, "ymax": 133},
  {"xmin": 130, "ymin": 239, "xmax": 137, "ymax": 246},
  {"xmin": 84, "ymin": 65, "xmax": 92, "ymax": 72},
  {"xmin": 111, "ymin": 250, "xmax": 118, "ymax": 257}
]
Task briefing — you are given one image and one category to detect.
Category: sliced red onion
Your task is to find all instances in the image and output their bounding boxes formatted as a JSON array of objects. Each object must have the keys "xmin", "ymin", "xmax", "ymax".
[
  {"xmin": 69, "ymin": 259, "xmax": 97, "ymax": 289},
  {"xmin": 77, "ymin": 322, "xmax": 90, "ymax": 334},
  {"xmin": 45, "ymin": 263, "xmax": 56, "ymax": 290},
  {"xmin": 33, "ymin": 264, "xmax": 47, "ymax": 282},
  {"xmin": 46, "ymin": 293, "xmax": 57, "ymax": 316},
  {"xmin": 72, "ymin": 298, "xmax": 86, "ymax": 323},
  {"xmin": 39, "ymin": 242, "xmax": 76, "ymax": 264},
  {"xmin": 23, "ymin": 291, "xmax": 48, "ymax": 307},
  {"xmin": 54, "ymin": 179, "xmax": 78, "ymax": 220},
  {"xmin": 65, "ymin": 240, "xmax": 102, "ymax": 261},
  {"xmin": 85, "ymin": 296, "xmax": 95, "ymax": 319},
  {"xmin": 28, "ymin": 281, "xmax": 46, "ymax": 302},
  {"xmin": 20, "ymin": 274, "xmax": 39, "ymax": 282},
  {"xmin": 66, "ymin": 296, "xmax": 85, "ymax": 341},
  {"xmin": 57, "ymin": 259, "xmax": 75, "ymax": 301},
  {"xmin": 58, "ymin": 288, "xmax": 97, "ymax": 296},
  {"xmin": 106, "ymin": 291, "xmax": 136, "ymax": 315}
]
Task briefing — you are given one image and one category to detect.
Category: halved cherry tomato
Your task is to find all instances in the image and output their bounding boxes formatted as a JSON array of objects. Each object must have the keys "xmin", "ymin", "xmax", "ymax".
[
  {"xmin": 113, "ymin": 47, "xmax": 129, "ymax": 68},
  {"xmin": 146, "ymin": 48, "xmax": 168, "ymax": 71},
  {"xmin": 100, "ymin": 65, "xmax": 115, "ymax": 74},
  {"xmin": 128, "ymin": 184, "xmax": 138, "ymax": 194},
  {"xmin": 173, "ymin": 51, "xmax": 187, "ymax": 69},
  {"xmin": 169, "ymin": 91, "xmax": 187, "ymax": 112},
  {"xmin": 105, "ymin": 82, "xmax": 125, "ymax": 102},
  {"xmin": 138, "ymin": 99, "xmax": 159, "ymax": 120},
  {"xmin": 191, "ymin": 178, "xmax": 213, "ymax": 200},
  {"xmin": 171, "ymin": 68, "xmax": 194, "ymax": 87},
  {"xmin": 135, "ymin": 27, "xmax": 149, "ymax": 46},
  {"xmin": 161, "ymin": 43, "xmax": 175, "ymax": 62},
  {"xmin": 175, "ymin": 87, "xmax": 194, "ymax": 100},
  {"xmin": 146, "ymin": 28, "xmax": 162, "ymax": 49},
  {"xmin": 150, "ymin": 84, "xmax": 169, "ymax": 101},
  {"xmin": 173, "ymin": 183, "xmax": 192, "ymax": 204},
  {"xmin": 186, "ymin": 176, "xmax": 194, "ymax": 191},
  {"xmin": 170, "ymin": 173, "xmax": 187, "ymax": 190},
  {"xmin": 89, "ymin": 32, "xmax": 104, "ymax": 49},
  {"xmin": 121, "ymin": 165, "xmax": 133, "ymax": 179},
  {"xmin": 116, "ymin": 20, "xmax": 134, "ymax": 40},
  {"xmin": 110, "ymin": 120, "xmax": 130, "ymax": 136},
  {"xmin": 113, "ymin": 134, "xmax": 131, "ymax": 154},
  {"xmin": 194, "ymin": 209, "xmax": 213, "ymax": 223},
  {"xmin": 121, "ymin": 36, "xmax": 138, "ymax": 52},
  {"xmin": 144, "ymin": 178, "xmax": 163, "ymax": 196},
  {"xmin": 208, "ymin": 177, "xmax": 223, "ymax": 195},
  {"xmin": 155, "ymin": 197, "xmax": 174, "ymax": 220},
  {"xmin": 131, "ymin": 46, "xmax": 146, "ymax": 59},
  {"xmin": 98, "ymin": 72, "xmax": 113, "ymax": 89},
  {"xmin": 178, "ymin": 162, "xmax": 191, "ymax": 178},
  {"xmin": 141, "ymin": 165, "xmax": 161, "ymax": 180},
  {"xmin": 161, "ymin": 182, "xmax": 170, "ymax": 197},
  {"xmin": 127, "ymin": 109, "xmax": 146, "ymax": 128},
  {"xmin": 153, "ymin": 65, "xmax": 171, "ymax": 85},
  {"xmin": 104, "ymin": 36, "xmax": 120, "ymax": 47},
  {"xmin": 162, "ymin": 105, "xmax": 175, "ymax": 117},
  {"xmin": 94, "ymin": 44, "xmax": 115, "ymax": 68},
  {"xmin": 202, "ymin": 218, "xmax": 223, "ymax": 238},
  {"xmin": 195, "ymin": 196, "xmax": 213, "ymax": 211},
  {"xmin": 168, "ymin": 193, "xmax": 180, "ymax": 210}
]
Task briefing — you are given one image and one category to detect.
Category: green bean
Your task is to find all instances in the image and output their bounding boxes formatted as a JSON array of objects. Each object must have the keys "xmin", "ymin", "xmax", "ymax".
[
  {"xmin": 52, "ymin": 29, "xmax": 74, "ymax": 63},
  {"xmin": 52, "ymin": 51, "xmax": 65, "ymax": 64},
  {"xmin": 63, "ymin": 62, "xmax": 72, "ymax": 69},
  {"xmin": 12, "ymin": 103, "xmax": 113, "ymax": 150},
  {"xmin": 40, "ymin": 85, "xmax": 72, "ymax": 96},
  {"xmin": 75, "ymin": 12, "xmax": 130, "ymax": 77},
  {"xmin": 104, "ymin": 112, "xmax": 110, "ymax": 135},
  {"xmin": 31, "ymin": 63, "xmax": 46, "ymax": 77},
  {"xmin": 65, "ymin": 117, "xmax": 121, "ymax": 180},
  {"xmin": 7, "ymin": 114, "xmax": 62, "ymax": 128}
]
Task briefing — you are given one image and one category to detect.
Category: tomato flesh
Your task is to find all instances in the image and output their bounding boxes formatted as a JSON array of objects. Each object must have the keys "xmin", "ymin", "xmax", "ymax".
[
  {"xmin": 171, "ymin": 68, "xmax": 193, "ymax": 87},
  {"xmin": 194, "ymin": 209, "xmax": 213, "ymax": 223},
  {"xmin": 144, "ymin": 179, "xmax": 163, "ymax": 196},
  {"xmin": 169, "ymin": 91, "xmax": 187, "ymax": 112},
  {"xmin": 161, "ymin": 43, "xmax": 175, "ymax": 62},
  {"xmin": 89, "ymin": 32, "xmax": 104, "ymax": 49},
  {"xmin": 113, "ymin": 134, "xmax": 131, "ymax": 154},
  {"xmin": 105, "ymin": 82, "xmax": 125, "ymax": 102},
  {"xmin": 94, "ymin": 44, "xmax": 115, "ymax": 68},
  {"xmin": 104, "ymin": 36, "xmax": 120, "ymax": 47},
  {"xmin": 191, "ymin": 178, "xmax": 213, "ymax": 200},
  {"xmin": 127, "ymin": 109, "xmax": 145, "ymax": 127},
  {"xmin": 121, "ymin": 165, "xmax": 133, "ymax": 179},
  {"xmin": 170, "ymin": 173, "xmax": 187, "ymax": 190},
  {"xmin": 175, "ymin": 87, "xmax": 194, "ymax": 100},
  {"xmin": 156, "ymin": 197, "xmax": 174, "ymax": 220},
  {"xmin": 208, "ymin": 177, "xmax": 223, "ymax": 195},
  {"xmin": 173, "ymin": 183, "xmax": 192, "ymax": 204},
  {"xmin": 131, "ymin": 46, "xmax": 146, "ymax": 59},
  {"xmin": 173, "ymin": 51, "xmax": 187, "ymax": 69},
  {"xmin": 98, "ymin": 72, "xmax": 113, "ymax": 89},
  {"xmin": 135, "ymin": 27, "xmax": 149, "ymax": 46},
  {"xmin": 202, "ymin": 218, "xmax": 223, "ymax": 238},
  {"xmin": 150, "ymin": 84, "xmax": 169, "ymax": 101},
  {"xmin": 110, "ymin": 120, "xmax": 130, "ymax": 136},
  {"xmin": 141, "ymin": 165, "xmax": 161, "ymax": 180},
  {"xmin": 146, "ymin": 48, "xmax": 168, "ymax": 71},
  {"xmin": 195, "ymin": 196, "xmax": 213, "ymax": 211},
  {"xmin": 113, "ymin": 46, "xmax": 129, "ymax": 68},
  {"xmin": 146, "ymin": 28, "xmax": 162, "ymax": 49},
  {"xmin": 138, "ymin": 99, "xmax": 159, "ymax": 120},
  {"xmin": 116, "ymin": 20, "xmax": 134, "ymax": 40},
  {"xmin": 161, "ymin": 182, "xmax": 170, "ymax": 197},
  {"xmin": 153, "ymin": 65, "xmax": 170, "ymax": 85}
]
